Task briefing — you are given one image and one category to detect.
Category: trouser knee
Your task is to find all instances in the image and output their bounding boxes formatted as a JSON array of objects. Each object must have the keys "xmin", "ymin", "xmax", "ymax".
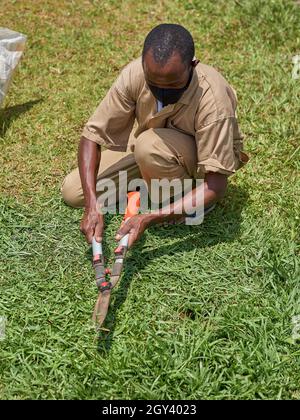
[
  {"xmin": 134, "ymin": 128, "xmax": 188, "ymax": 182},
  {"xmin": 61, "ymin": 171, "xmax": 84, "ymax": 208}
]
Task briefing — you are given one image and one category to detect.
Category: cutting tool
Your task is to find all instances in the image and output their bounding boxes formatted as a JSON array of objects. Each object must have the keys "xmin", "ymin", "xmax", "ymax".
[{"xmin": 92, "ymin": 191, "xmax": 140, "ymax": 327}]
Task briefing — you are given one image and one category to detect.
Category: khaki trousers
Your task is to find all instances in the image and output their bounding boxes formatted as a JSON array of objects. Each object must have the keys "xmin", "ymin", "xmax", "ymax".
[{"xmin": 61, "ymin": 128, "xmax": 197, "ymax": 208}]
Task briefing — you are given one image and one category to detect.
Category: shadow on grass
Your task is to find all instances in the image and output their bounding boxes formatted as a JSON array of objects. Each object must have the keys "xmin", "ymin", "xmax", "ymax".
[
  {"xmin": 96, "ymin": 183, "xmax": 249, "ymax": 354},
  {"xmin": 0, "ymin": 99, "xmax": 43, "ymax": 137}
]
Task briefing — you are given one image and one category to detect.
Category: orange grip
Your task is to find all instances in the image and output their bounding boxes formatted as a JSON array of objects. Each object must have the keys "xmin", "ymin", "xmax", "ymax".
[{"xmin": 123, "ymin": 191, "xmax": 140, "ymax": 221}]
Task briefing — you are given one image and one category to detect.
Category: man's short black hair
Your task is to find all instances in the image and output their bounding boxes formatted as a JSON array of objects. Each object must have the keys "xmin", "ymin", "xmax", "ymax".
[{"xmin": 142, "ymin": 24, "xmax": 195, "ymax": 67}]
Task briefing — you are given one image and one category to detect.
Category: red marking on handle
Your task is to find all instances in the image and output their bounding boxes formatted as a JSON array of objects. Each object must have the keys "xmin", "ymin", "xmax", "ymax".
[
  {"xmin": 93, "ymin": 255, "xmax": 101, "ymax": 262},
  {"xmin": 101, "ymin": 281, "xmax": 109, "ymax": 287}
]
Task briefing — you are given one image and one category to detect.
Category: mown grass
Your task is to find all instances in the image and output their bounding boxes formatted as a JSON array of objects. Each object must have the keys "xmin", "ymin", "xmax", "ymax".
[{"xmin": 0, "ymin": 0, "xmax": 300, "ymax": 400}]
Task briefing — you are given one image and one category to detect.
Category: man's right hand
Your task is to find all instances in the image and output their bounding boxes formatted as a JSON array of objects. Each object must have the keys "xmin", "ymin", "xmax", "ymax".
[{"xmin": 80, "ymin": 207, "xmax": 104, "ymax": 244}]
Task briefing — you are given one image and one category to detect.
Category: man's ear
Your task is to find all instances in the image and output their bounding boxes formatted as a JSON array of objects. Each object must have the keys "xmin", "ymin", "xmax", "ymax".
[{"xmin": 192, "ymin": 57, "xmax": 200, "ymax": 67}]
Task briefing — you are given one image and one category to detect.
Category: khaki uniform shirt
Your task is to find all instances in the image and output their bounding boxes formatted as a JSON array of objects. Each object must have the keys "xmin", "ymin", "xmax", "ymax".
[{"xmin": 82, "ymin": 57, "xmax": 247, "ymax": 177}]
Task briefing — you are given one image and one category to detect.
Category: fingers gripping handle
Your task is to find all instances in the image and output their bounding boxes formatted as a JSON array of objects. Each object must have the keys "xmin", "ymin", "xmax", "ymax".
[
  {"xmin": 93, "ymin": 192, "xmax": 139, "ymax": 252},
  {"xmin": 118, "ymin": 233, "xmax": 129, "ymax": 248}
]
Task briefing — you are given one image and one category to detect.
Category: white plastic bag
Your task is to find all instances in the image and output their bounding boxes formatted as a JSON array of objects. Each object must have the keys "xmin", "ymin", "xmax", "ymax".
[{"xmin": 0, "ymin": 28, "xmax": 27, "ymax": 107}]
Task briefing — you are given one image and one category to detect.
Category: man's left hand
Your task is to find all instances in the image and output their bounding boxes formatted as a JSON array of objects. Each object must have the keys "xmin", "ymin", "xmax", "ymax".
[{"xmin": 115, "ymin": 214, "xmax": 149, "ymax": 248}]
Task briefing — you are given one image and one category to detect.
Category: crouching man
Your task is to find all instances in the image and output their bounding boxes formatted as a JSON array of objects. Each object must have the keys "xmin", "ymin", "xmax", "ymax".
[{"xmin": 62, "ymin": 24, "xmax": 248, "ymax": 248}]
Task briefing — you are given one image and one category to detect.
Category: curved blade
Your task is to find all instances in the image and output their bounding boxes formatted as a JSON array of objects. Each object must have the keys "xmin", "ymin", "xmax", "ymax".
[
  {"xmin": 92, "ymin": 290, "xmax": 111, "ymax": 327},
  {"xmin": 109, "ymin": 274, "xmax": 122, "ymax": 289},
  {"xmin": 92, "ymin": 273, "xmax": 123, "ymax": 327}
]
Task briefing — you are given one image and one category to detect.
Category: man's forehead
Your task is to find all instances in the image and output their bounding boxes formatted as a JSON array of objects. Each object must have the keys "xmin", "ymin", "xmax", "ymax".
[{"xmin": 143, "ymin": 50, "xmax": 187, "ymax": 81}]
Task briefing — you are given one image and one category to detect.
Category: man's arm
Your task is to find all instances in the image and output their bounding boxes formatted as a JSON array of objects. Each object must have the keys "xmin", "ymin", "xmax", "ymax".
[
  {"xmin": 147, "ymin": 172, "xmax": 227, "ymax": 225},
  {"xmin": 78, "ymin": 136, "xmax": 103, "ymax": 243},
  {"xmin": 115, "ymin": 172, "xmax": 227, "ymax": 247},
  {"xmin": 77, "ymin": 67, "xmax": 136, "ymax": 243}
]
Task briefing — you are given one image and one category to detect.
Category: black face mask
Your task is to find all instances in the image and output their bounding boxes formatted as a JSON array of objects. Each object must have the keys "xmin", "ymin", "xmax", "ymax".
[{"xmin": 148, "ymin": 68, "xmax": 193, "ymax": 107}]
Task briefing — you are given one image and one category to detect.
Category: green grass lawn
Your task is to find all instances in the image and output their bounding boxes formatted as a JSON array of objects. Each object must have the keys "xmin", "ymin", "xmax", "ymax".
[{"xmin": 0, "ymin": 0, "xmax": 300, "ymax": 400}]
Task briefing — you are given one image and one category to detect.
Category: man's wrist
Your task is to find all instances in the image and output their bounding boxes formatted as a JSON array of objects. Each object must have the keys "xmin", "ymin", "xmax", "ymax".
[
  {"xmin": 84, "ymin": 196, "xmax": 97, "ymax": 211},
  {"xmin": 143, "ymin": 209, "xmax": 186, "ymax": 226},
  {"xmin": 142, "ymin": 212, "xmax": 167, "ymax": 226}
]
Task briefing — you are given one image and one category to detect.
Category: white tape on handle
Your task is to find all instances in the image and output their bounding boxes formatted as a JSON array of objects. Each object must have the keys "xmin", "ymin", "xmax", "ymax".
[
  {"xmin": 118, "ymin": 234, "xmax": 129, "ymax": 248},
  {"xmin": 92, "ymin": 237, "xmax": 103, "ymax": 256}
]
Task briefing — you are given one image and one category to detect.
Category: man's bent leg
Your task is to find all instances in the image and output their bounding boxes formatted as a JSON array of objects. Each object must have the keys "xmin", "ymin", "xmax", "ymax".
[
  {"xmin": 61, "ymin": 149, "xmax": 141, "ymax": 208},
  {"xmin": 133, "ymin": 128, "xmax": 197, "ymax": 206},
  {"xmin": 133, "ymin": 128, "xmax": 197, "ymax": 184}
]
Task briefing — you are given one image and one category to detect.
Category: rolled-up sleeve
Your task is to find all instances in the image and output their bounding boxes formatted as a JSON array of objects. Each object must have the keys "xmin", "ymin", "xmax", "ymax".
[
  {"xmin": 195, "ymin": 116, "xmax": 246, "ymax": 177},
  {"xmin": 81, "ymin": 70, "xmax": 136, "ymax": 151},
  {"xmin": 193, "ymin": 72, "xmax": 248, "ymax": 178}
]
